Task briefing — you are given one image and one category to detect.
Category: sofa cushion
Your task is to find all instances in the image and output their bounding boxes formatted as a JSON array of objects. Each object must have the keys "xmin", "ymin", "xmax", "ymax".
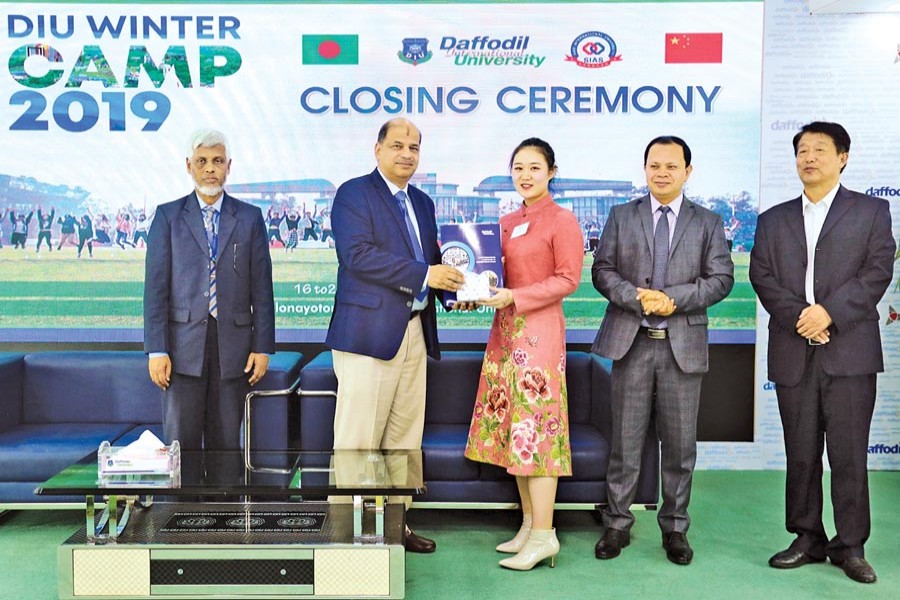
[
  {"xmin": 569, "ymin": 424, "xmax": 609, "ymax": 480},
  {"xmin": 565, "ymin": 352, "xmax": 594, "ymax": 425},
  {"xmin": 0, "ymin": 422, "xmax": 135, "ymax": 481},
  {"xmin": 23, "ymin": 352, "xmax": 160, "ymax": 424},
  {"xmin": 424, "ymin": 352, "xmax": 483, "ymax": 424},
  {"xmin": 422, "ymin": 424, "xmax": 480, "ymax": 481}
]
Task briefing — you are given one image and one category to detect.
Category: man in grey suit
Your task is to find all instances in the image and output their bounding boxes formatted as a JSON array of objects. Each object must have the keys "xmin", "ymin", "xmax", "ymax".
[
  {"xmin": 144, "ymin": 129, "xmax": 275, "ymax": 451},
  {"xmin": 750, "ymin": 122, "xmax": 894, "ymax": 584},
  {"xmin": 592, "ymin": 136, "xmax": 734, "ymax": 564}
]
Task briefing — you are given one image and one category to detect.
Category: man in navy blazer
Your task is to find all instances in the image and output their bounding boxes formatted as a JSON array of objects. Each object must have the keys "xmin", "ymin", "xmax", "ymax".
[
  {"xmin": 144, "ymin": 129, "xmax": 275, "ymax": 452},
  {"xmin": 750, "ymin": 122, "xmax": 894, "ymax": 584},
  {"xmin": 326, "ymin": 118, "xmax": 463, "ymax": 553},
  {"xmin": 592, "ymin": 136, "xmax": 734, "ymax": 565}
]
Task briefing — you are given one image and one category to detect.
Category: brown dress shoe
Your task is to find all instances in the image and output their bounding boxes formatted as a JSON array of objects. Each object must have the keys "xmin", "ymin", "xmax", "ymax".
[
  {"xmin": 404, "ymin": 526, "xmax": 436, "ymax": 553},
  {"xmin": 832, "ymin": 557, "xmax": 877, "ymax": 584},
  {"xmin": 662, "ymin": 531, "xmax": 693, "ymax": 565},
  {"xmin": 595, "ymin": 528, "xmax": 630, "ymax": 559}
]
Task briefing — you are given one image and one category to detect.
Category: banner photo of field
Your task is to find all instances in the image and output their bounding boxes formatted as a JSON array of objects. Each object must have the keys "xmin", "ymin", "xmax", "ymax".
[{"xmin": 0, "ymin": 0, "xmax": 762, "ymax": 343}]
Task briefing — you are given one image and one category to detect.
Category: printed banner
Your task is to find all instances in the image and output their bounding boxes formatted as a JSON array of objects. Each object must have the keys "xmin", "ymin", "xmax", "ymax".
[
  {"xmin": 0, "ymin": 1, "xmax": 763, "ymax": 344},
  {"xmin": 695, "ymin": 0, "xmax": 900, "ymax": 470}
]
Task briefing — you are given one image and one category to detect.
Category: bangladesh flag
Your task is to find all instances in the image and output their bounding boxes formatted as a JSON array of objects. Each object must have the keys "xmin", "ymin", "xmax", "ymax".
[{"xmin": 302, "ymin": 34, "xmax": 359, "ymax": 65}]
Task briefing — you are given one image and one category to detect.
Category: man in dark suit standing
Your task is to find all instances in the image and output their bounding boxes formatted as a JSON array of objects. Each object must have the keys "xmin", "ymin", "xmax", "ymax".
[
  {"xmin": 592, "ymin": 136, "xmax": 734, "ymax": 565},
  {"xmin": 750, "ymin": 122, "xmax": 894, "ymax": 584},
  {"xmin": 326, "ymin": 118, "xmax": 463, "ymax": 553},
  {"xmin": 144, "ymin": 129, "xmax": 275, "ymax": 452}
]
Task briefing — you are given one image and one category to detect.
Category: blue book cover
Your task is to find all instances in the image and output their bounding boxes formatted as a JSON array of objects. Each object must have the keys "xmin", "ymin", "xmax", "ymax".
[{"xmin": 439, "ymin": 223, "xmax": 503, "ymax": 309}]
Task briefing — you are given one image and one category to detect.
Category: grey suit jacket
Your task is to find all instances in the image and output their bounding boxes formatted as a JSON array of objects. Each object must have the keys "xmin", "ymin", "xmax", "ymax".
[
  {"xmin": 591, "ymin": 195, "xmax": 734, "ymax": 373},
  {"xmin": 144, "ymin": 192, "xmax": 276, "ymax": 379},
  {"xmin": 749, "ymin": 185, "xmax": 894, "ymax": 386}
]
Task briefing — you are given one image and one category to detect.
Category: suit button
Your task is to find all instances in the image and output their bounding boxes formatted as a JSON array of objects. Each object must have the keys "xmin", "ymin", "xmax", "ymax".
[
  {"xmin": 203, "ymin": 292, "xmax": 209, "ymax": 298},
  {"xmin": 645, "ymin": 278, "xmax": 650, "ymax": 284},
  {"xmin": 202, "ymin": 319, "xmax": 208, "ymax": 325},
  {"xmin": 407, "ymin": 301, "xmax": 413, "ymax": 308}
]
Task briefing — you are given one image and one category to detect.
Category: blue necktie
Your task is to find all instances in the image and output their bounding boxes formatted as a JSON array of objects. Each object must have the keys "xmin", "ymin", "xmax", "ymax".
[
  {"xmin": 202, "ymin": 206, "xmax": 219, "ymax": 318},
  {"xmin": 395, "ymin": 191, "xmax": 428, "ymax": 302},
  {"xmin": 647, "ymin": 205, "xmax": 671, "ymax": 327}
]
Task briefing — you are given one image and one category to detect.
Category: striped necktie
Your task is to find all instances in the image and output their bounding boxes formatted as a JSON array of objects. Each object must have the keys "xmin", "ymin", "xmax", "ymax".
[
  {"xmin": 395, "ymin": 191, "xmax": 428, "ymax": 302},
  {"xmin": 202, "ymin": 206, "xmax": 219, "ymax": 318}
]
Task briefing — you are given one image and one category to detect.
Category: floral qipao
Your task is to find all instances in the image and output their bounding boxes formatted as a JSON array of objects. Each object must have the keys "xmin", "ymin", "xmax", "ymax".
[{"xmin": 464, "ymin": 195, "xmax": 585, "ymax": 476}]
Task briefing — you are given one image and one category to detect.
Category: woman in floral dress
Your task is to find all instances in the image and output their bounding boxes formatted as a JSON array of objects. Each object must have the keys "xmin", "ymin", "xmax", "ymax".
[{"xmin": 463, "ymin": 138, "xmax": 584, "ymax": 570}]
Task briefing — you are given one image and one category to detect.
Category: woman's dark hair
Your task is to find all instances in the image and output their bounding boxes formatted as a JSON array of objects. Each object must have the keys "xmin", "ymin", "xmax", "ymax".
[{"xmin": 508, "ymin": 137, "xmax": 557, "ymax": 173}]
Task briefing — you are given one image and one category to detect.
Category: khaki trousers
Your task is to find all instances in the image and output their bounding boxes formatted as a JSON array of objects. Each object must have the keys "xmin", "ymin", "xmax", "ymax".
[{"xmin": 332, "ymin": 315, "xmax": 427, "ymax": 508}]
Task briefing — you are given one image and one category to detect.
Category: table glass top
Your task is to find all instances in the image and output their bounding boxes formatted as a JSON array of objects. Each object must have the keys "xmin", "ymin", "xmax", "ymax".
[{"xmin": 36, "ymin": 449, "xmax": 425, "ymax": 497}]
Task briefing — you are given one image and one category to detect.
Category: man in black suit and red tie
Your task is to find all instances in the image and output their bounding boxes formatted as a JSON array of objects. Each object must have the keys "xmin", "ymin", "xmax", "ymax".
[{"xmin": 750, "ymin": 121, "xmax": 894, "ymax": 584}]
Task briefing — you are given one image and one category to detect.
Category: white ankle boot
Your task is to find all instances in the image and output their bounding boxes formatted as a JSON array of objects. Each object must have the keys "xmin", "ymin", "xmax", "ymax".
[
  {"xmin": 498, "ymin": 528, "xmax": 559, "ymax": 571},
  {"xmin": 496, "ymin": 515, "xmax": 533, "ymax": 553}
]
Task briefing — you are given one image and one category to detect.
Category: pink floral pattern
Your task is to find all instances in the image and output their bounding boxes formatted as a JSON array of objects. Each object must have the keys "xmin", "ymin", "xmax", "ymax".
[
  {"xmin": 464, "ymin": 311, "xmax": 572, "ymax": 476},
  {"xmin": 463, "ymin": 195, "xmax": 580, "ymax": 477}
]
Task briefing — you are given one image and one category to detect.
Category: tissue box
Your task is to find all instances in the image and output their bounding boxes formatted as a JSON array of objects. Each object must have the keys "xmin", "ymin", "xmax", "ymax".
[{"xmin": 97, "ymin": 440, "xmax": 181, "ymax": 485}]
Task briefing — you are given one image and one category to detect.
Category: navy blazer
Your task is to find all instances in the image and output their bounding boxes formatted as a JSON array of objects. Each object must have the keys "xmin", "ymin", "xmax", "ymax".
[
  {"xmin": 143, "ymin": 192, "xmax": 275, "ymax": 379},
  {"xmin": 326, "ymin": 169, "xmax": 442, "ymax": 361},
  {"xmin": 591, "ymin": 195, "xmax": 734, "ymax": 374},
  {"xmin": 750, "ymin": 185, "xmax": 895, "ymax": 386}
]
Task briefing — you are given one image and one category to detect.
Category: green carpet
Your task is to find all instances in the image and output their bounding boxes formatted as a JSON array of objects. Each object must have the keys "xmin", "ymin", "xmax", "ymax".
[{"xmin": 1, "ymin": 471, "xmax": 897, "ymax": 599}]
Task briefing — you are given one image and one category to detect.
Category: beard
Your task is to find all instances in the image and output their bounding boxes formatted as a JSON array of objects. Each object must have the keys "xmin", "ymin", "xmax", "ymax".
[{"xmin": 196, "ymin": 183, "xmax": 224, "ymax": 198}]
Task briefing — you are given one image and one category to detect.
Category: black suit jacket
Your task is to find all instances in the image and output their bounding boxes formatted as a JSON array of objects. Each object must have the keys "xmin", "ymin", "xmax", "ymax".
[{"xmin": 749, "ymin": 185, "xmax": 895, "ymax": 386}]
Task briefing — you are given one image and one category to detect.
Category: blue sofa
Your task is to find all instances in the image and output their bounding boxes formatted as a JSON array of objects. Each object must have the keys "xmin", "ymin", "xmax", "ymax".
[
  {"xmin": 0, "ymin": 351, "xmax": 303, "ymax": 505},
  {"xmin": 298, "ymin": 351, "xmax": 659, "ymax": 507}
]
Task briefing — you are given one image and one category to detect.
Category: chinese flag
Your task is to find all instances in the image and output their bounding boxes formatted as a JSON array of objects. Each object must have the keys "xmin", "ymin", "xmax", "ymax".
[{"xmin": 665, "ymin": 33, "xmax": 723, "ymax": 63}]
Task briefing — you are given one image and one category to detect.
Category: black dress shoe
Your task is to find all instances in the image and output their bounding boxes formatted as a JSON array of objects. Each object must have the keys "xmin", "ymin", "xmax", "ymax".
[
  {"xmin": 404, "ymin": 526, "xmax": 436, "ymax": 553},
  {"xmin": 832, "ymin": 557, "xmax": 877, "ymax": 583},
  {"xmin": 768, "ymin": 548, "xmax": 826, "ymax": 569},
  {"xmin": 595, "ymin": 528, "xmax": 630, "ymax": 559},
  {"xmin": 662, "ymin": 531, "xmax": 693, "ymax": 565}
]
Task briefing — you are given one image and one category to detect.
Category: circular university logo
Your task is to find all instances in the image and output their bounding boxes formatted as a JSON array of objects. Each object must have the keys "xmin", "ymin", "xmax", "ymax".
[
  {"xmin": 277, "ymin": 517, "xmax": 316, "ymax": 528},
  {"xmin": 177, "ymin": 517, "xmax": 217, "ymax": 527},
  {"xmin": 441, "ymin": 241, "xmax": 474, "ymax": 271},
  {"xmin": 566, "ymin": 31, "xmax": 622, "ymax": 69},
  {"xmin": 226, "ymin": 517, "xmax": 266, "ymax": 528}
]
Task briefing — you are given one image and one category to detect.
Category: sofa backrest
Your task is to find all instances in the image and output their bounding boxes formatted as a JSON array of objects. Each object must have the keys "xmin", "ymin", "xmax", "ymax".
[
  {"xmin": 23, "ymin": 352, "xmax": 161, "ymax": 424},
  {"xmin": 299, "ymin": 350, "xmax": 613, "ymax": 448},
  {"xmin": 0, "ymin": 353, "xmax": 26, "ymax": 431}
]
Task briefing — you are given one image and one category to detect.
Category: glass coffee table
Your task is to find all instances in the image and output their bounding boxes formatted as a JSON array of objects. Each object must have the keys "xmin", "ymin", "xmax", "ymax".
[{"xmin": 37, "ymin": 449, "xmax": 424, "ymax": 599}]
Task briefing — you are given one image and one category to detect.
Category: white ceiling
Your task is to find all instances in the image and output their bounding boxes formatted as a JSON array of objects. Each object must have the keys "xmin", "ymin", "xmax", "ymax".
[{"xmin": 809, "ymin": 0, "xmax": 900, "ymax": 13}]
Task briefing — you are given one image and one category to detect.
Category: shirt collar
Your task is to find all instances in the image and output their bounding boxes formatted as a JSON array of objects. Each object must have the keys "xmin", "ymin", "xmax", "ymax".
[
  {"xmin": 196, "ymin": 191, "xmax": 224, "ymax": 212},
  {"xmin": 649, "ymin": 194, "xmax": 683, "ymax": 218},
  {"xmin": 802, "ymin": 183, "xmax": 839, "ymax": 213},
  {"xmin": 377, "ymin": 168, "xmax": 409, "ymax": 198}
]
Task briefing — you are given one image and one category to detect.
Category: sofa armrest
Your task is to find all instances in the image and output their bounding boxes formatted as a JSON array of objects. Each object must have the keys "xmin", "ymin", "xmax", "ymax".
[
  {"xmin": 589, "ymin": 353, "xmax": 614, "ymax": 441},
  {"xmin": 0, "ymin": 353, "xmax": 25, "ymax": 434},
  {"xmin": 244, "ymin": 351, "xmax": 304, "ymax": 452},
  {"xmin": 298, "ymin": 352, "xmax": 339, "ymax": 451}
]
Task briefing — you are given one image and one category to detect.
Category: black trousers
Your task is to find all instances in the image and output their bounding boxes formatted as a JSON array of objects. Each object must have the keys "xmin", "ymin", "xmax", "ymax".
[
  {"xmin": 36, "ymin": 231, "xmax": 52, "ymax": 251},
  {"xmin": 775, "ymin": 345, "xmax": 877, "ymax": 561},
  {"xmin": 162, "ymin": 318, "xmax": 249, "ymax": 451}
]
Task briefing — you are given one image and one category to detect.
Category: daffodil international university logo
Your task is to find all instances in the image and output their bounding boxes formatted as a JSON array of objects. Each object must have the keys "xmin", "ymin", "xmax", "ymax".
[
  {"xmin": 399, "ymin": 38, "xmax": 432, "ymax": 66},
  {"xmin": 566, "ymin": 31, "xmax": 622, "ymax": 69}
]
